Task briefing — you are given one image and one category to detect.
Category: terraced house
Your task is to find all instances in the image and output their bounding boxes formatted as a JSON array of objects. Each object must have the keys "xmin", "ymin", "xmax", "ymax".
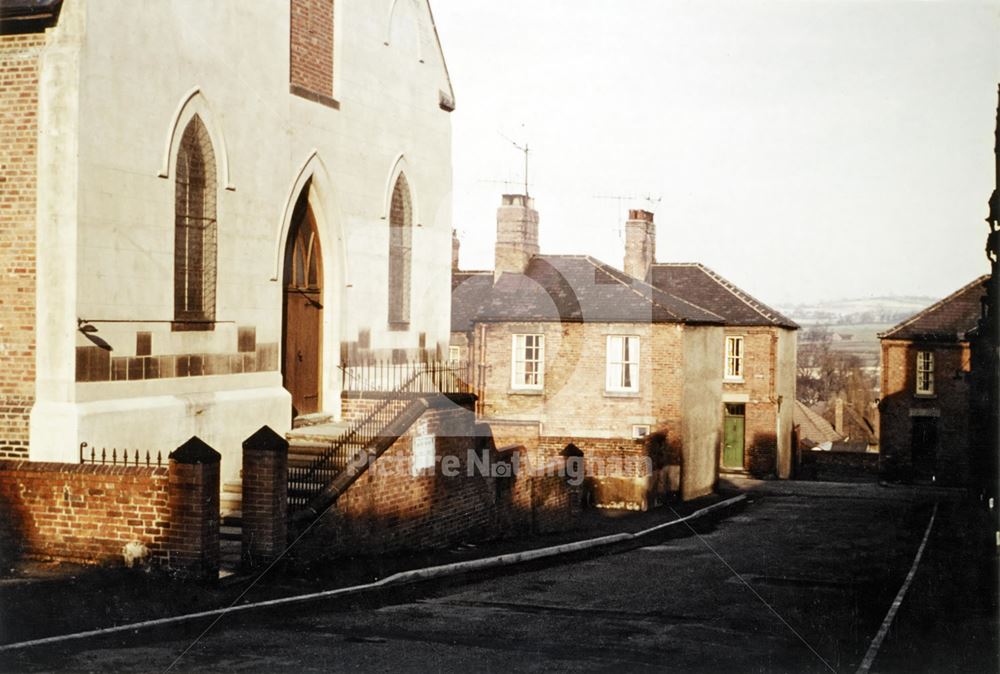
[{"xmin": 452, "ymin": 200, "xmax": 797, "ymax": 507}]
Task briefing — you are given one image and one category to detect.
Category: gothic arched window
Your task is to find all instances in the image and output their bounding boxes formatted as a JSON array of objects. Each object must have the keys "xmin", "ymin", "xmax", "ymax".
[
  {"xmin": 387, "ymin": 173, "xmax": 412, "ymax": 327},
  {"xmin": 174, "ymin": 115, "xmax": 217, "ymax": 329}
]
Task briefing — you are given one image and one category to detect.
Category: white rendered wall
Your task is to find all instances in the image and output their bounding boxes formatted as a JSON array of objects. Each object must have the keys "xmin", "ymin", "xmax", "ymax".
[{"xmin": 31, "ymin": 0, "xmax": 454, "ymax": 468}]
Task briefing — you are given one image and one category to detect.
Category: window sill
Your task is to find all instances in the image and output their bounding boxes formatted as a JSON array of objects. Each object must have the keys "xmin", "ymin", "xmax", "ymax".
[
  {"xmin": 171, "ymin": 320, "xmax": 215, "ymax": 332},
  {"xmin": 914, "ymin": 392, "xmax": 937, "ymax": 399},
  {"xmin": 289, "ymin": 83, "xmax": 340, "ymax": 110},
  {"xmin": 604, "ymin": 390, "xmax": 640, "ymax": 398},
  {"xmin": 508, "ymin": 388, "xmax": 543, "ymax": 396},
  {"xmin": 387, "ymin": 321, "xmax": 410, "ymax": 332},
  {"xmin": 724, "ymin": 377, "xmax": 745, "ymax": 384}
]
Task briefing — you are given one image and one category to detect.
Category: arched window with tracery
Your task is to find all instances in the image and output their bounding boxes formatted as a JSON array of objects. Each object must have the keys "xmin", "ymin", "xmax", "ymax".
[
  {"xmin": 174, "ymin": 115, "xmax": 217, "ymax": 329},
  {"xmin": 387, "ymin": 173, "xmax": 412, "ymax": 327}
]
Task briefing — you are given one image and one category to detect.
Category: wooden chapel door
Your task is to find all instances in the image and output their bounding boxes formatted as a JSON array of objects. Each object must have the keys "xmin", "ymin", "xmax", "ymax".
[{"xmin": 283, "ymin": 203, "xmax": 323, "ymax": 416}]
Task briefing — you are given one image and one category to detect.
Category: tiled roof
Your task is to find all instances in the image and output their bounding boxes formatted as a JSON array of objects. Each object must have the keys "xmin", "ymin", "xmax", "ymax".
[
  {"xmin": 452, "ymin": 256, "xmax": 724, "ymax": 328},
  {"xmin": 650, "ymin": 263, "xmax": 798, "ymax": 329},
  {"xmin": 794, "ymin": 401, "xmax": 842, "ymax": 448},
  {"xmin": 879, "ymin": 275, "xmax": 989, "ymax": 342}
]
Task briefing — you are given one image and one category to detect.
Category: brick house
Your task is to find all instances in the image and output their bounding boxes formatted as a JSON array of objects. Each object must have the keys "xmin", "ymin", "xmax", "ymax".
[
  {"xmin": 455, "ymin": 196, "xmax": 806, "ymax": 505},
  {"xmin": 878, "ymin": 275, "xmax": 990, "ymax": 485},
  {"xmin": 648, "ymin": 261, "xmax": 798, "ymax": 478},
  {"xmin": 0, "ymin": 0, "xmax": 457, "ymax": 485},
  {"xmin": 617, "ymin": 208, "xmax": 798, "ymax": 477}
]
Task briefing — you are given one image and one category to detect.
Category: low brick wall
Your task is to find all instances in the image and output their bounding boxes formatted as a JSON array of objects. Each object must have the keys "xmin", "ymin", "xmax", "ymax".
[
  {"xmin": 799, "ymin": 449, "xmax": 879, "ymax": 483},
  {"xmin": 301, "ymin": 403, "xmax": 580, "ymax": 559},
  {"xmin": 0, "ymin": 461, "xmax": 170, "ymax": 566},
  {"xmin": 535, "ymin": 435, "xmax": 676, "ymax": 510},
  {"xmin": 0, "ymin": 439, "xmax": 221, "ymax": 577}
]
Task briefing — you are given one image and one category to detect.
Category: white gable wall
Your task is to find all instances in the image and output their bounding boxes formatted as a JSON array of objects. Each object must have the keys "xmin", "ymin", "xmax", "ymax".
[{"xmin": 30, "ymin": 0, "xmax": 454, "ymax": 481}]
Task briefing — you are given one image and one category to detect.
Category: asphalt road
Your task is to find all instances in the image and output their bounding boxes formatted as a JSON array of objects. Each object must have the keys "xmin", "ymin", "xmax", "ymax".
[{"xmin": 3, "ymin": 482, "xmax": 995, "ymax": 673}]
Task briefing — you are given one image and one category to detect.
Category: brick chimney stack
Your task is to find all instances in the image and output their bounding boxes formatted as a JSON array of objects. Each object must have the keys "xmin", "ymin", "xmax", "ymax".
[
  {"xmin": 623, "ymin": 209, "xmax": 656, "ymax": 282},
  {"xmin": 452, "ymin": 229, "xmax": 460, "ymax": 271},
  {"xmin": 494, "ymin": 194, "xmax": 539, "ymax": 280}
]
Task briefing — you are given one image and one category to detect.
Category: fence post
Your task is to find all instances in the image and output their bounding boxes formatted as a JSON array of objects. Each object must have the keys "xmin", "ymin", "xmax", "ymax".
[
  {"xmin": 166, "ymin": 436, "xmax": 221, "ymax": 579},
  {"xmin": 242, "ymin": 426, "xmax": 289, "ymax": 567}
]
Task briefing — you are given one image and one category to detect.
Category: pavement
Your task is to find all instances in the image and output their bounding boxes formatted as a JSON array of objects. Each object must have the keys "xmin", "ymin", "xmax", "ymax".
[{"xmin": 2, "ymin": 478, "xmax": 996, "ymax": 673}]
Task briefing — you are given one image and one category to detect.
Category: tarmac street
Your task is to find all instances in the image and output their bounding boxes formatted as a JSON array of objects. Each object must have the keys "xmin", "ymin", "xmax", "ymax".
[{"xmin": 2, "ymin": 482, "xmax": 996, "ymax": 673}]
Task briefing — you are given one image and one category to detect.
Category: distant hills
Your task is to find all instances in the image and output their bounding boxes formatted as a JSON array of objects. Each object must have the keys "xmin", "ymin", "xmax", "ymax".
[{"xmin": 777, "ymin": 296, "xmax": 937, "ymax": 327}]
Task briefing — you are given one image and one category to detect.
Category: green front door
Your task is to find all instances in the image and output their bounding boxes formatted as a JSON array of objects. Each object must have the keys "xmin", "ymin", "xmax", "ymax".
[{"xmin": 723, "ymin": 404, "xmax": 745, "ymax": 469}]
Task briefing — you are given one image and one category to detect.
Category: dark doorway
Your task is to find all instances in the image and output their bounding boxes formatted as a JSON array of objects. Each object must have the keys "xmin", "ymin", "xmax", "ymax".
[
  {"xmin": 723, "ymin": 403, "xmax": 746, "ymax": 469},
  {"xmin": 910, "ymin": 416, "xmax": 938, "ymax": 482},
  {"xmin": 282, "ymin": 193, "xmax": 323, "ymax": 417}
]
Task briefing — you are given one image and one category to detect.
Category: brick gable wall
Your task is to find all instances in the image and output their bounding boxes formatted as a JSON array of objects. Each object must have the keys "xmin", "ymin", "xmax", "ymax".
[
  {"xmin": 723, "ymin": 327, "xmax": 781, "ymax": 476},
  {"xmin": 879, "ymin": 339, "xmax": 972, "ymax": 484},
  {"xmin": 0, "ymin": 34, "xmax": 43, "ymax": 460}
]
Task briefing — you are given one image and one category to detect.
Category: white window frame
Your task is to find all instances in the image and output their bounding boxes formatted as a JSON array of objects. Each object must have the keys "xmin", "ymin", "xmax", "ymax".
[
  {"xmin": 448, "ymin": 345, "xmax": 461, "ymax": 365},
  {"xmin": 725, "ymin": 335, "xmax": 744, "ymax": 381},
  {"xmin": 511, "ymin": 334, "xmax": 544, "ymax": 390},
  {"xmin": 916, "ymin": 350, "xmax": 934, "ymax": 396},
  {"xmin": 606, "ymin": 335, "xmax": 640, "ymax": 393},
  {"xmin": 632, "ymin": 424, "xmax": 650, "ymax": 439}
]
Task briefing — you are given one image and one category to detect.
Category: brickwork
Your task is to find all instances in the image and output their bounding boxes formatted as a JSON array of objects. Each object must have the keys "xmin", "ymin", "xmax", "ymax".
[
  {"xmin": 0, "ymin": 461, "xmax": 169, "ymax": 566},
  {"xmin": 0, "ymin": 34, "xmax": 43, "ymax": 459},
  {"xmin": 165, "ymin": 440, "xmax": 221, "ymax": 578},
  {"xmin": 340, "ymin": 396, "xmax": 410, "ymax": 424},
  {"xmin": 880, "ymin": 339, "xmax": 972, "ymax": 485},
  {"xmin": 623, "ymin": 210, "xmax": 655, "ymax": 281},
  {"xmin": 241, "ymin": 427, "xmax": 288, "ymax": 565},
  {"xmin": 494, "ymin": 195, "xmax": 539, "ymax": 276},
  {"xmin": 475, "ymin": 321, "xmax": 722, "ymax": 502},
  {"xmin": 290, "ymin": 0, "xmax": 334, "ymax": 99},
  {"xmin": 306, "ymin": 404, "xmax": 579, "ymax": 558},
  {"xmin": 479, "ymin": 322, "xmax": 681, "ymax": 438},
  {"xmin": 723, "ymin": 327, "xmax": 783, "ymax": 476},
  {"xmin": 798, "ymin": 448, "xmax": 878, "ymax": 482}
]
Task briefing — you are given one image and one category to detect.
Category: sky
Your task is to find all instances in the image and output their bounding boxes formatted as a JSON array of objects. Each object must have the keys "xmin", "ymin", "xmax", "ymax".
[{"xmin": 431, "ymin": 0, "xmax": 1000, "ymax": 306}]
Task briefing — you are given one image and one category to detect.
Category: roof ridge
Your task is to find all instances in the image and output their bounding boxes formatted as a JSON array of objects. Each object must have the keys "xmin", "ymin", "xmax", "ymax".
[
  {"xmin": 692, "ymin": 263, "xmax": 794, "ymax": 326},
  {"xmin": 879, "ymin": 274, "xmax": 990, "ymax": 339},
  {"xmin": 584, "ymin": 256, "xmax": 725, "ymax": 323}
]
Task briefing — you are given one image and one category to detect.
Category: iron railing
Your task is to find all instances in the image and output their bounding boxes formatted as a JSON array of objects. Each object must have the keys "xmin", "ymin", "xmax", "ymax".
[
  {"xmin": 288, "ymin": 361, "xmax": 472, "ymax": 515},
  {"xmin": 79, "ymin": 442, "xmax": 164, "ymax": 468},
  {"xmin": 339, "ymin": 359, "xmax": 473, "ymax": 394}
]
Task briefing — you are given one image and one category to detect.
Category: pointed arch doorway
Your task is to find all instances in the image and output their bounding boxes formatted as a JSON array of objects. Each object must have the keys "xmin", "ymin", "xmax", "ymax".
[{"xmin": 283, "ymin": 191, "xmax": 323, "ymax": 416}]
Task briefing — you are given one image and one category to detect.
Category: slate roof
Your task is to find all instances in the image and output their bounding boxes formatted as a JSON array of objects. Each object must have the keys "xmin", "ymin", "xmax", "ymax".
[
  {"xmin": 878, "ymin": 275, "xmax": 989, "ymax": 342},
  {"xmin": 451, "ymin": 271, "xmax": 493, "ymax": 332},
  {"xmin": 650, "ymin": 263, "xmax": 798, "ymax": 329},
  {"xmin": 451, "ymin": 256, "xmax": 724, "ymax": 329}
]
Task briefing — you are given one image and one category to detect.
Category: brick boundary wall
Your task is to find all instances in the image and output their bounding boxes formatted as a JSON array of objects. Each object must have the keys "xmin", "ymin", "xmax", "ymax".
[
  {"xmin": 798, "ymin": 449, "xmax": 878, "ymax": 483},
  {"xmin": 301, "ymin": 405, "xmax": 580, "ymax": 560},
  {"xmin": 0, "ymin": 33, "xmax": 44, "ymax": 460},
  {"xmin": 0, "ymin": 461, "xmax": 171, "ymax": 566},
  {"xmin": 0, "ymin": 440, "xmax": 220, "ymax": 577},
  {"xmin": 535, "ymin": 435, "xmax": 676, "ymax": 510}
]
